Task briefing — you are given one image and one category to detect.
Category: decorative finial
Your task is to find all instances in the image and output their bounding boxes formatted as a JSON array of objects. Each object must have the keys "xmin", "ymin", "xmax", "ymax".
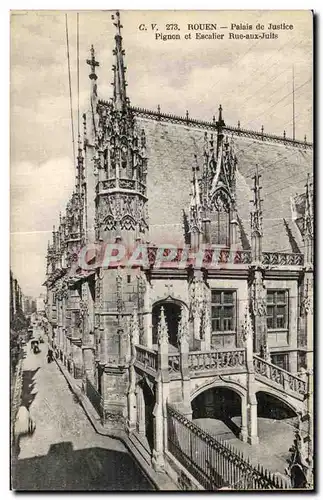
[
  {"xmin": 111, "ymin": 11, "xmax": 122, "ymax": 37},
  {"xmin": 304, "ymin": 134, "xmax": 307, "ymax": 143},
  {"xmin": 283, "ymin": 130, "xmax": 286, "ymax": 139},
  {"xmin": 157, "ymin": 307, "xmax": 169, "ymax": 345},
  {"xmin": 238, "ymin": 120, "xmax": 241, "ymax": 129},
  {"xmin": 186, "ymin": 110, "xmax": 189, "ymax": 122}
]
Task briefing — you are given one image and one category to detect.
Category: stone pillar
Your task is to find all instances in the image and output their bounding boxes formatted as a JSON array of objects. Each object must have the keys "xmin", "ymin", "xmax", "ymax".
[
  {"xmin": 240, "ymin": 394, "xmax": 248, "ymax": 443},
  {"xmin": 289, "ymin": 351, "xmax": 298, "ymax": 374},
  {"xmin": 152, "ymin": 374, "xmax": 165, "ymax": 472},
  {"xmin": 136, "ymin": 387, "xmax": 145, "ymax": 435},
  {"xmin": 243, "ymin": 306, "xmax": 259, "ymax": 445},
  {"xmin": 143, "ymin": 277, "xmax": 152, "ymax": 348},
  {"xmin": 150, "ymin": 307, "xmax": 170, "ymax": 470},
  {"xmin": 190, "ymin": 271, "xmax": 204, "ymax": 347},
  {"xmin": 99, "ymin": 326, "xmax": 107, "ymax": 365},
  {"xmin": 127, "ymin": 309, "xmax": 139, "ymax": 434},
  {"xmin": 303, "ymin": 271, "xmax": 313, "ymax": 370},
  {"xmin": 250, "ymin": 266, "xmax": 267, "ymax": 354},
  {"xmin": 179, "ymin": 307, "xmax": 192, "ymax": 418},
  {"xmin": 307, "ymin": 369, "xmax": 314, "ymax": 470}
]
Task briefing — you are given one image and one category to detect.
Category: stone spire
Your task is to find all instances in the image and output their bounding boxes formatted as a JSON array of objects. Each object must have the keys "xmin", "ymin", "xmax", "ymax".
[
  {"xmin": 76, "ymin": 135, "xmax": 84, "ymax": 195},
  {"xmin": 216, "ymin": 104, "xmax": 225, "ymax": 155},
  {"xmin": 303, "ymin": 174, "xmax": 313, "ymax": 265},
  {"xmin": 189, "ymin": 160, "xmax": 203, "ymax": 246},
  {"xmin": 250, "ymin": 164, "xmax": 263, "ymax": 262},
  {"xmin": 111, "ymin": 11, "xmax": 128, "ymax": 112}
]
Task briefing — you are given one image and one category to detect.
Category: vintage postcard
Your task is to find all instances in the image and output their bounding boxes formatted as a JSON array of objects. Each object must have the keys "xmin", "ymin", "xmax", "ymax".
[{"xmin": 10, "ymin": 10, "xmax": 313, "ymax": 491}]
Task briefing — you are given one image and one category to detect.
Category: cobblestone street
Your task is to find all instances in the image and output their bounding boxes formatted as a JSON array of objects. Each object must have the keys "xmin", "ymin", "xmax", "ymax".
[{"xmin": 12, "ymin": 340, "xmax": 153, "ymax": 491}]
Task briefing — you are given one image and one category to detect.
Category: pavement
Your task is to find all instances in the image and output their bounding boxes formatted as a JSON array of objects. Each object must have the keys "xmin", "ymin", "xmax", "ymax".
[
  {"xmin": 194, "ymin": 416, "xmax": 295, "ymax": 477},
  {"xmin": 11, "ymin": 340, "xmax": 154, "ymax": 491}
]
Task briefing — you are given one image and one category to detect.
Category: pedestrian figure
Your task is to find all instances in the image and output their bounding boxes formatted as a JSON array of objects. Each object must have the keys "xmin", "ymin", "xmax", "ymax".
[{"xmin": 47, "ymin": 348, "xmax": 53, "ymax": 363}]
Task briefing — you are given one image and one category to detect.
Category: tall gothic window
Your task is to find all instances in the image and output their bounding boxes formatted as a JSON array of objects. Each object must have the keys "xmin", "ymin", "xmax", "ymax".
[{"xmin": 266, "ymin": 290, "xmax": 288, "ymax": 330}]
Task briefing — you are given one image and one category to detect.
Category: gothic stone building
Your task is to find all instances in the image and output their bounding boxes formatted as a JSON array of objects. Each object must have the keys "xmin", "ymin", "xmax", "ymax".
[{"xmin": 44, "ymin": 13, "xmax": 313, "ymax": 483}]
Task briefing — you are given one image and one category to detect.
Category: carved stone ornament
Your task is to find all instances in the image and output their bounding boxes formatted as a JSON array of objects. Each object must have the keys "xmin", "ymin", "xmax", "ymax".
[
  {"xmin": 157, "ymin": 307, "xmax": 168, "ymax": 345},
  {"xmin": 177, "ymin": 306, "xmax": 189, "ymax": 345},
  {"xmin": 251, "ymin": 272, "xmax": 267, "ymax": 317},
  {"xmin": 80, "ymin": 299, "xmax": 88, "ymax": 318},
  {"xmin": 190, "ymin": 277, "xmax": 205, "ymax": 320},
  {"xmin": 242, "ymin": 305, "xmax": 253, "ymax": 344},
  {"xmin": 130, "ymin": 306, "xmax": 140, "ymax": 345}
]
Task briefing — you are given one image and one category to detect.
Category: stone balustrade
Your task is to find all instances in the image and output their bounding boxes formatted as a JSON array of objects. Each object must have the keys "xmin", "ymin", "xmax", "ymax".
[
  {"xmin": 135, "ymin": 344, "xmax": 157, "ymax": 372},
  {"xmin": 188, "ymin": 349, "xmax": 246, "ymax": 373},
  {"xmin": 134, "ymin": 346, "xmax": 246, "ymax": 378},
  {"xmin": 253, "ymin": 355, "xmax": 308, "ymax": 396},
  {"xmin": 262, "ymin": 252, "xmax": 304, "ymax": 267}
]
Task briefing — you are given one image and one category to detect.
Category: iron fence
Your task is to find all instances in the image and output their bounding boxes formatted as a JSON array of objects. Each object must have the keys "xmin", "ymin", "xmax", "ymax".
[{"xmin": 166, "ymin": 404, "xmax": 289, "ymax": 490}]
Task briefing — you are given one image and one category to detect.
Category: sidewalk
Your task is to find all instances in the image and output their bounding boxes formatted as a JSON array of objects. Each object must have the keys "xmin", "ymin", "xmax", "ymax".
[{"xmin": 54, "ymin": 355, "xmax": 177, "ymax": 491}]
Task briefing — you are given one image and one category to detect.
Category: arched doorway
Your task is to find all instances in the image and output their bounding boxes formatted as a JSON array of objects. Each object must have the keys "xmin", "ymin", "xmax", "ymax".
[
  {"xmin": 256, "ymin": 391, "xmax": 297, "ymax": 420},
  {"xmin": 256, "ymin": 391, "xmax": 298, "ymax": 459},
  {"xmin": 192, "ymin": 387, "xmax": 242, "ymax": 438},
  {"xmin": 152, "ymin": 301, "xmax": 181, "ymax": 348}
]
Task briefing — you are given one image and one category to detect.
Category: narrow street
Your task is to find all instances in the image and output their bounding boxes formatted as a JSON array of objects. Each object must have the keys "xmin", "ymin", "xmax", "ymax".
[{"xmin": 12, "ymin": 340, "xmax": 153, "ymax": 491}]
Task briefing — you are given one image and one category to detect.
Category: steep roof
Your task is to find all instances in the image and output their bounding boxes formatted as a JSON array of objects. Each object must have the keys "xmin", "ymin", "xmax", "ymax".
[{"xmin": 135, "ymin": 114, "xmax": 312, "ymax": 253}]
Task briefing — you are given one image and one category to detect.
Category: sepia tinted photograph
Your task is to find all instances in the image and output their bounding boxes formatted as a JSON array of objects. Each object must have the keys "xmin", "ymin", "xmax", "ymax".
[{"xmin": 10, "ymin": 10, "xmax": 313, "ymax": 491}]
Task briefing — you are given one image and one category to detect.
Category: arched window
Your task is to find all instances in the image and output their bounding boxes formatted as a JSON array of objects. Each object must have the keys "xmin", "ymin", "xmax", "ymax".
[{"xmin": 209, "ymin": 189, "xmax": 231, "ymax": 247}]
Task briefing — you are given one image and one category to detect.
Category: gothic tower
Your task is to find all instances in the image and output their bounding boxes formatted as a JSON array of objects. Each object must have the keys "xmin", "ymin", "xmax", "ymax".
[{"xmin": 85, "ymin": 11, "xmax": 149, "ymax": 424}]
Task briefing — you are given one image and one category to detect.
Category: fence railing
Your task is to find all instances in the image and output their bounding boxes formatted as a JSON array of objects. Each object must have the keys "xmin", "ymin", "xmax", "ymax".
[
  {"xmin": 135, "ymin": 345, "xmax": 158, "ymax": 372},
  {"xmin": 253, "ymin": 355, "xmax": 307, "ymax": 396},
  {"xmin": 85, "ymin": 377, "xmax": 104, "ymax": 420},
  {"xmin": 166, "ymin": 404, "xmax": 289, "ymax": 490},
  {"xmin": 188, "ymin": 349, "xmax": 246, "ymax": 373}
]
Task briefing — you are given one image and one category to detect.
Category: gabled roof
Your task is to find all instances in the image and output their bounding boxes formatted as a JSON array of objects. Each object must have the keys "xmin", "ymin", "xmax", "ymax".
[{"xmin": 135, "ymin": 115, "xmax": 312, "ymax": 253}]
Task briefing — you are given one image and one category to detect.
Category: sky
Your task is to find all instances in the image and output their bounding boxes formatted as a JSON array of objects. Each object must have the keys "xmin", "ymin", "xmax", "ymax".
[{"xmin": 10, "ymin": 10, "xmax": 313, "ymax": 297}]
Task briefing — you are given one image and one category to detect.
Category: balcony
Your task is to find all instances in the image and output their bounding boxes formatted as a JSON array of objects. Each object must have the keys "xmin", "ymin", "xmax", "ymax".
[{"xmin": 134, "ymin": 345, "xmax": 246, "ymax": 380}]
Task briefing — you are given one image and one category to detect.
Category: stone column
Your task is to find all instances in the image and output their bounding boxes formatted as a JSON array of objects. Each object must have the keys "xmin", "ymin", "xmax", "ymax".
[
  {"xmin": 243, "ymin": 306, "xmax": 259, "ymax": 445},
  {"xmin": 151, "ymin": 307, "xmax": 170, "ymax": 471},
  {"xmin": 303, "ymin": 270, "xmax": 313, "ymax": 370},
  {"xmin": 136, "ymin": 387, "xmax": 145, "ymax": 435},
  {"xmin": 240, "ymin": 394, "xmax": 248, "ymax": 443},
  {"xmin": 307, "ymin": 369, "xmax": 314, "ymax": 472},
  {"xmin": 250, "ymin": 266, "xmax": 267, "ymax": 354},
  {"xmin": 152, "ymin": 374, "xmax": 165, "ymax": 472},
  {"xmin": 179, "ymin": 307, "xmax": 192, "ymax": 418},
  {"xmin": 142, "ymin": 277, "xmax": 152, "ymax": 348},
  {"xmin": 127, "ymin": 309, "xmax": 139, "ymax": 434}
]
